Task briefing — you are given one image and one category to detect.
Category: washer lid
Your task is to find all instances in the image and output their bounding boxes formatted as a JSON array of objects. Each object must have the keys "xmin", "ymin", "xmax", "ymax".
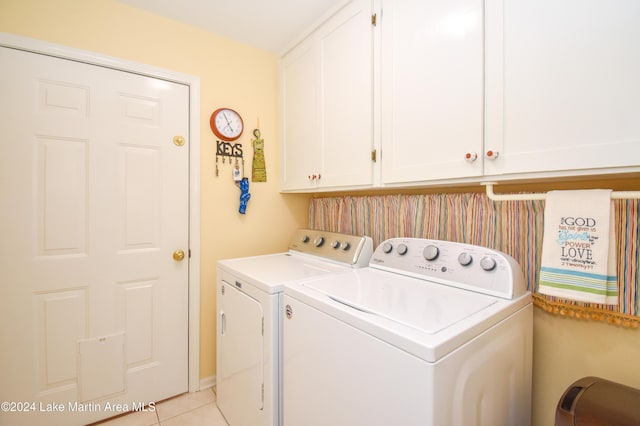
[
  {"xmin": 304, "ymin": 268, "xmax": 497, "ymax": 334},
  {"xmin": 218, "ymin": 252, "xmax": 347, "ymax": 293}
]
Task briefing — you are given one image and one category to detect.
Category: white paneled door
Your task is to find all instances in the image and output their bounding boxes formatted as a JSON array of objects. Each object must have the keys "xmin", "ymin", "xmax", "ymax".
[{"xmin": 0, "ymin": 46, "xmax": 189, "ymax": 425}]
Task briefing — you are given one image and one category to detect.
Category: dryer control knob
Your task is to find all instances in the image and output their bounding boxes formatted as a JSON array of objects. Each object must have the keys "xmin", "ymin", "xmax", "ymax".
[
  {"xmin": 314, "ymin": 236, "xmax": 325, "ymax": 247},
  {"xmin": 397, "ymin": 244, "xmax": 408, "ymax": 255},
  {"xmin": 480, "ymin": 256, "xmax": 497, "ymax": 271},
  {"xmin": 458, "ymin": 252, "xmax": 473, "ymax": 266},
  {"xmin": 331, "ymin": 240, "xmax": 340, "ymax": 249},
  {"xmin": 382, "ymin": 242, "xmax": 393, "ymax": 254},
  {"xmin": 340, "ymin": 242, "xmax": 351, "ymax": 251},
  {"xmin": 423, "ymin": 245, "xmax": 440, "ymax": 261},
  {"xmin": 301, "ymin": 235, "xmax": 310, "ymax": 243}
]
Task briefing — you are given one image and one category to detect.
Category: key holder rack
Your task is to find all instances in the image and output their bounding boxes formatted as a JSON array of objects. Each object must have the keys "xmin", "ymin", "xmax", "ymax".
[{"xmin": 216, "ymin": 140, "xmax": 244, "ymax": 177}]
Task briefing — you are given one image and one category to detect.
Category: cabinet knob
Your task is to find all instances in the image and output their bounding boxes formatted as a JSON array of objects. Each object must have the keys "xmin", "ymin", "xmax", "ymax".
[
  {"xmin": 485, "ymin": 150, "xmax": 499, "ymax": 160},
  {"xmin": 465, "ymin": 152, "xmax": 478, "ymax": 162}
]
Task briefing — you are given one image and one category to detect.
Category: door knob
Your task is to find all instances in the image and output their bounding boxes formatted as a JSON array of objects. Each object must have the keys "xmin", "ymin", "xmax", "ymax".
[{"xmin": 173, "ymin": 249, "xmax": 185, "ymax": 261}]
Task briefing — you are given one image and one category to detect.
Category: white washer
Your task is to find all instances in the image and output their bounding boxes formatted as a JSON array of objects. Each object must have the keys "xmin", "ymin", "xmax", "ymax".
[
  {"xmin": 283, "ymin": 237, "xmax": 533, "ymax": 426},
  {"xmin": 216, "ymin": 229, "xmax": 373, "ymax": 426}
]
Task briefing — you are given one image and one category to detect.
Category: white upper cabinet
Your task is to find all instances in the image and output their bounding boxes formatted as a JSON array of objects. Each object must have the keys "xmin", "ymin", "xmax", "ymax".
[
  {"xmin": 484, "ymin": 0, "xmax": 640, "ymax": 176},
  {"xmin": 280, "ymin": 0, "xmax": 640, "ymax": 192},
  {"xmin": 379, "ymin": 0, "xmax": 484, "ymax": 184},
  {"xmin": 280, "ymin": 0, "xmax": 374, "ymax": 191}
]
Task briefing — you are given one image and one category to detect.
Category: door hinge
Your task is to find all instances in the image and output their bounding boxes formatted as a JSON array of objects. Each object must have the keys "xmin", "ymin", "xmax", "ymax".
[
  {"xmin": 371, "ymin": 149, "xmax": 377, "ymax": 162},
  {"xmin": 371, "ymin": 13, "xmax": 377, "ymax": 26}
]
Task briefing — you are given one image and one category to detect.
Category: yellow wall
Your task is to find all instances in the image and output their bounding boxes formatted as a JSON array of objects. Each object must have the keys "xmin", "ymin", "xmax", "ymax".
[
  {"xmin": 534, "ymin": 308, "xmax": 640, "ymax": 425},
  {"xmin": 3, "ymin": 2, "xmax": 640, "ymax": 425},
  {"xmin": 0, "ymin": 0, "xmax": 311, "ymax": 382}
]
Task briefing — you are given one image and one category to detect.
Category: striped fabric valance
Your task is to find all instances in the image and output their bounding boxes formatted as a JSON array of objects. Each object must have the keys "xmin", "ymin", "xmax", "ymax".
[{"xmin": 308, "ymin": 193, "xmax": 640, "ymax": 327}]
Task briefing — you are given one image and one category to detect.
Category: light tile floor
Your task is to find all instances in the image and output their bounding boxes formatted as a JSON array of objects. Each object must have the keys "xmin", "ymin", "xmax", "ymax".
[{"xmin": 92, "ymin": 388, "xmax": 228, "ymax": 426}]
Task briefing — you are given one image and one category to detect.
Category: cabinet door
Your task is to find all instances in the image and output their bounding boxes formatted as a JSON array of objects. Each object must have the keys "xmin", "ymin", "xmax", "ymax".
[
  {"xmin": 485, "ymin": 0, "xmax": 640, "ymax": 176},
  {"xmin": 281, "ymin": 0, "xmax": 374, "ymax": 191},
  {"xmin": 281, "ymin": 37, "xmax": 322, "ymax": 190},
  {"xmin": 380, "ymin": 0, "xmax": 484, "ymax": 184},
  {"xmin": 320, "ymin": 0, "xmax": 374, "ymax": 189}
]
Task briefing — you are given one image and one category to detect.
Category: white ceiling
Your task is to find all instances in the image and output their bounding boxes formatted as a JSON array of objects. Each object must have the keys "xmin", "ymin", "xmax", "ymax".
[{"xmin": 116, "ymin": 0, "xmax": 346, "ymax": 54}]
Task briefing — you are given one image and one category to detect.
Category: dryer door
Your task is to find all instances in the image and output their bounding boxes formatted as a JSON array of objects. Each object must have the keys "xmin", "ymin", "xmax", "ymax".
[{"xmin": 217, "ymin": 280, "xmax": 264, "ymax": 425}]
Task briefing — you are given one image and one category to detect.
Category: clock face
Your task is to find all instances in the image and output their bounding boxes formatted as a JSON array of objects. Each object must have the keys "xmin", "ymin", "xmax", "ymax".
[{"xmin": 211, "ymin": 108, "xmax": 244, "ymax": 141}]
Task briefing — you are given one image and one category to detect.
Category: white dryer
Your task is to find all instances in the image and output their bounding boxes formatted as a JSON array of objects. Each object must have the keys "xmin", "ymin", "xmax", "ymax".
[
  {"xmin": 283, "ymin": 237, "xmax": 533, "ymax": 426},
  {"xmin": 216, "ymin": 229, "xmax": 373, "ymax": 426}
]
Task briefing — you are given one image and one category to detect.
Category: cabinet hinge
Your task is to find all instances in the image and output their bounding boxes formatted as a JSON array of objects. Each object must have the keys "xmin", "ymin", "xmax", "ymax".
[
  {"xmin": 371, "ymin": 149, "xmax": 377, "ymax": 162},
  {"xmin": 371, "ymin": 13, "xmax": 377, "ymax": 26}
]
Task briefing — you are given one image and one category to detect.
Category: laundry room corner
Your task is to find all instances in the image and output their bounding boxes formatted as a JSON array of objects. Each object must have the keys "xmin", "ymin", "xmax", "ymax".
[{"xmin": 6, "ymin": 0, "xmax": 640, "ymax": 424}]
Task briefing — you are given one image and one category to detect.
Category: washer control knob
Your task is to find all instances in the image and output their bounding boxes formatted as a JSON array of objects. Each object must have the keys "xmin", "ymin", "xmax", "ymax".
[
  {"xmin": 382, "ymin": 242, "xmax": 393, "ymax": 254},
  {"xmin": 301, "ymin": 235, "xmax": 310, "ymax": 243},
  {"xmin": 340, "ymin": 241, "xmax": 351, "ymax": 251},
  {"xmin": 458, "ymin": 252, "xmax": 473, "ymax": 266},
  {"xmin": 396, "ymin": 244, "xmax": 408, "ymax": 256},
  {"xmin": 423, "ymin": 245, "xmax": 440, "ymax": 261},
  {"xmin": 330, "ymin": 240, "xmax": 340, "ymax": 249},
  {"xmin": 314, "ymin": 236, "xmax": 325, "ymax": 247},
  {"xmin": 480, "ymin": 256, "xmax": 497, "ymax": 271}
]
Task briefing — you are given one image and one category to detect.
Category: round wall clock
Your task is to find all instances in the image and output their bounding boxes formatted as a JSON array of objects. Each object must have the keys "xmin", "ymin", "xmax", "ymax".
[{"xmin": 210, "ymin": 108, "xmax": 244, "ymax": 141}]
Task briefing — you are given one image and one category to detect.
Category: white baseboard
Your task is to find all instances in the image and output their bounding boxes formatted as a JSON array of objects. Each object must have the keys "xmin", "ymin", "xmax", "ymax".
[{"xmin": 200, "ymin": 375, "xmax": 216, "ymax": 391}]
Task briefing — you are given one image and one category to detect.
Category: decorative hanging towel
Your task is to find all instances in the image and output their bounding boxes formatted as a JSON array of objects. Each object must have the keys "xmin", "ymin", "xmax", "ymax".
[
  {"xmin": 538, "ymin": 190, "xmax": 618, "ymax": 304},
  {"xmin": 238, "ymin": 177, "xmax": 251, "ymax": 214}
]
